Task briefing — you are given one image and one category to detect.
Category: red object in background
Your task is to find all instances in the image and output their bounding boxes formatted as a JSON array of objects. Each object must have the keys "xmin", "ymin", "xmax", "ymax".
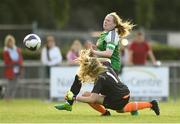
[
  {"xmin": 3, "ymin": 48, "xmax": 23, "ymax": 79},
  {"xmin": 129, "ymin": 41, "xmax": 150, "ymax": 65}
]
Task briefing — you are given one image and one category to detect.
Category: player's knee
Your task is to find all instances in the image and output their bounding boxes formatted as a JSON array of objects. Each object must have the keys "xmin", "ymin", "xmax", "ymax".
[{"xmin": 82, "ymin": 91, "xmax": 91, "ymax": 97}]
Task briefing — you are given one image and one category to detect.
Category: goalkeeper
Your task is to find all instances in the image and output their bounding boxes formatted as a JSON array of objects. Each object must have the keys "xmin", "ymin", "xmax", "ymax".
[{"xmin": 57, "ymin": 50, "xmax": 160, "ymax": 116}]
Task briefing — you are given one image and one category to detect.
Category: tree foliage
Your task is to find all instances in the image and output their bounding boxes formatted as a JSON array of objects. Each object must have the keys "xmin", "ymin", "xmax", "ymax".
[
  {"xmin": 0, "ymin": 0, "xmax": 180, "ymax": 30},
  {"xmin": 135, "ymin": 0, "xmax": 154, "ymax": 29},
  {"xmin": 0, "ymin": 0, "xmax": 69, "ymax": 28}
]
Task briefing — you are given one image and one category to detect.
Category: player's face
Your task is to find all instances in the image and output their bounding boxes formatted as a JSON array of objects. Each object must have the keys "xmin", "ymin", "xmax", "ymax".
[
  {"xmin": 7, "ymin": 39, "xmax": 14, "ymax": 48},
  {"xmin": 136, "ymin": 34, "xmax": 145, "ymax": 43},
  {"xmin": 47, "ymin": 36, "xmax": 55, "ymax": 48},
  {"xmin": 103, "ymin": 15, "xmax": 116, "ymax": 31}
]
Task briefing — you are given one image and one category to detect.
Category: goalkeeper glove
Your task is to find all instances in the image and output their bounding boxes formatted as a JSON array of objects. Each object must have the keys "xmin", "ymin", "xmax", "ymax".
[{"xmin": 66, "ymin": 90, "xmax": 76, "ymax": 100}]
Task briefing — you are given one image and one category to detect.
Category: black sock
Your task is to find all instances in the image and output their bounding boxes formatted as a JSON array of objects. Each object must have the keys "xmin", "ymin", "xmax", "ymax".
[
  {"xmin": 67, "ymin": 75, "xmax": 82, "ymax": 105},
  {"xmin": 67, "ymin": 100, "xmax": 74, "ymax": 105}
]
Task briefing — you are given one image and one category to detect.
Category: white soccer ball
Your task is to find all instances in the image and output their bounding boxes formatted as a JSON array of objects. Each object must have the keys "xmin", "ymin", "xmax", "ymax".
[{"xmin": 23, "ymin": 34, "xmax": 41, "ymax": 51}]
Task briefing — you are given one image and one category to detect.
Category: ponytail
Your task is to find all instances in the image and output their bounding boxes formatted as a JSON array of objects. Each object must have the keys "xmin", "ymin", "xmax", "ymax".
[
  {"xmin": 109, "ymin": 12, "xmax": 134, "ymax": 37},
  {"xmin": 116, "ymin": 21, "xmax": 133, "ymax": 37}
]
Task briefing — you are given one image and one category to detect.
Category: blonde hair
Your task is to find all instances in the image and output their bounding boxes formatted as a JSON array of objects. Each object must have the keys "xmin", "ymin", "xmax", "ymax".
[
  {"xmin": 4, "ymin": 34, "xmax": 16, "ymax": 47},
  {"xmin": 71, "ymin": 40, "xmax": 82, "ymax": 51},
  {"xmin": 108, "ymin": 12, "xmax": 134, "ymax": 37},
  {"xmin": 77, "ymin": 50, "xmax": 106, "ymax": 83}
]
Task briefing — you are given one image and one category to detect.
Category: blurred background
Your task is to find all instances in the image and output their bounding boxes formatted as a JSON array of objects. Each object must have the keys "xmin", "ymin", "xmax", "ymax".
[{"xmin": 0, "ymin": 0, "xmax": 180, "ymax": 101}]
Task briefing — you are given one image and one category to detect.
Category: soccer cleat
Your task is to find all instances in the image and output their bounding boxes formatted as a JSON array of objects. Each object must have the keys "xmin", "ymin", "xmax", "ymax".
[
  {"xmin": 54, "ymin": 102, "xmax": 72, "ymax": 111},
  {"xmin": 101, "ymin": 110, "xmax": 111, "ymax": 116},
  {"xmin": 131, "ymin": 110, "xmax": 139, "ymax": 116},
  {"xmin": 150, "ymin": 100, "xmax": 160, "ymax": 116}
]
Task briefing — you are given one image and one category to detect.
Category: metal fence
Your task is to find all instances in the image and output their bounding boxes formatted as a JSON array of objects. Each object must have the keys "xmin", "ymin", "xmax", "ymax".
[
  {"xmin": 34, "ymin": 29, "xmax": 169, "ymax": 47},
  {"xmin": 0, "ymin": 61, "xmax": 180, "ymax": 101},
  {"xmin": 0, "ymin": 24, "xmax": 179, "ymax": 51}
]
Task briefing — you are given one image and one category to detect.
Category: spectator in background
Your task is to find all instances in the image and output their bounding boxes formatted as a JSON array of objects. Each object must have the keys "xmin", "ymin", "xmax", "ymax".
[
  {"xmin": 128, "ymin": 32, "xmax": 157, "ymax": 65},
  {"xmin": 83, "ymin": 40, "xmax": 93, "ymax": 50},
  {"xmin": 66, "ymin": 40, "xmax": 82, "ymax": 65},
  {"xmin": 41, "ymin": 35, "xmax": 62, "ymax": 77},
  {"xmin": 3, "ymin": 35, "xmax": 23, "ymax": 100}
]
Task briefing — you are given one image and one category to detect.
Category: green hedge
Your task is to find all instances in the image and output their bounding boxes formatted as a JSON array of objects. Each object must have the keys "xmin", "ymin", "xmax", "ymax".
[
  {"xmin": 0, "ymin": 43, "xmax": 180, "ymax": 60},
  {"xmin": 0, "ymin": 48, "xmax": 40, "ymax": 60},
  {"xmin": 152, "ymin": 43, "xmax": 180, "ymax": 60},
  {"xmin": 22, "ymin": 49, "xmax": 41, "ymax": 60}
]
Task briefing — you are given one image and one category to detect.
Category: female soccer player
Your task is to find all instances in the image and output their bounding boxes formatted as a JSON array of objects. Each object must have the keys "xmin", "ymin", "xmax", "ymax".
[
  {"xmin": 55, "ymin": 12, "xmax": 135, "ymax": 115},
  {"xmin": 65, "ymin": 50, "xmax": 160, "ymax": 116},
  {"xmin": 91, "ymin": 12, "xmax": 133, "ymax": 74}
]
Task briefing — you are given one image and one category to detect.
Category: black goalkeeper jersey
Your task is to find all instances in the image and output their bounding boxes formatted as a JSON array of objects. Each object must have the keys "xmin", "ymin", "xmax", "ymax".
[{"xmin": 92, "ymin": 68, "xmax": 130, "ymax": 99}]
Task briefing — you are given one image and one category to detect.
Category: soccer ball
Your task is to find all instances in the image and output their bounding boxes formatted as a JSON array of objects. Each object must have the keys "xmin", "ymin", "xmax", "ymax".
[{"xmin": 23, "ymin": 34, "xmax": 41, "ymax": 51}]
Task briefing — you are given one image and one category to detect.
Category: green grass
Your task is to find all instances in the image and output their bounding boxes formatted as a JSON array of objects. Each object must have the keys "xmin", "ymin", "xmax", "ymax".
[{"xmin": 0, "ymin": 99, "xmax": 180, "ymax": 123}]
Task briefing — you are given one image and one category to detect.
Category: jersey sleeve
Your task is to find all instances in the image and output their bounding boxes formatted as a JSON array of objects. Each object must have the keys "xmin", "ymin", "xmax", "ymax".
[
  {"xmin": 91, "ymin": 76, "xmax": 104, "ymax": 94},
  {"xmin": 105, "ymin": 30, "xmax": 120, "ymax": 51}
]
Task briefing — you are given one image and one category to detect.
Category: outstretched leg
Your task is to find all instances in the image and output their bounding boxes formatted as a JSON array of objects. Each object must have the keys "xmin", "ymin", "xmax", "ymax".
[
  {"xmin": 122, "ymin": 100, "xmax": 160, "ymax": 115},
  {"xmin": 55, "ymin": 75, "xmax": 109, "ymax": 115},
  {"xmin": 82, "ymin": 91, "xmax": 111, "ymax": 116},
  {"xmin": 55, "ymin": 75, "xmax": 109, "ymax": 114}
]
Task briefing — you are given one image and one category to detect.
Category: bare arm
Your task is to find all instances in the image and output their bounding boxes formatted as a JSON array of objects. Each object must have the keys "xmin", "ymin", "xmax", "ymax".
[
  {"xmin": 148, "ymin": 50, "xmax": 157, "ymax": 65},
  {"xmin": 128, "ymin": 50, "xmax": 133, "ymax": 65},
  {"xmin": 91, "ymin": 48, "xmax": 113, "ymax": 58}
]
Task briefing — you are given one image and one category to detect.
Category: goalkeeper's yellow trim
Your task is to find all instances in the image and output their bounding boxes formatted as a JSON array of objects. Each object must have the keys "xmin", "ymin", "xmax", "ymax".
[{"xmin": 67, "ymin": 90, "xmax": 74, "ymax": 100}]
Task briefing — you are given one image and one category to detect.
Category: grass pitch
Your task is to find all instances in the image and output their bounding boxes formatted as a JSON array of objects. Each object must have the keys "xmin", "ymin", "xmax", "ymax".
[{"xmin": 0, "ymin": 99, "xmax": 180, "ymax": 123}]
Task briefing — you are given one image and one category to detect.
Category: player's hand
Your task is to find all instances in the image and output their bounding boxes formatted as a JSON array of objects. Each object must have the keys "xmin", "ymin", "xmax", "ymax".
[
  {"xmin": 66, "ymin": 90, "xmax": 75, "ymax": 100},
  {"xmin": 90, "ymin": 46, "xmax": 95, "ymax": 53},
  {"xmin": 64, "ymin": 94, "xmax": 68, "ymax": 100},
  {"xmin": 91, "ymin": 44, "xmax": 97, "ymax": 50},
  {"xmin": 153, "ymin": 60, "xmax": 161, "ymax": 67},
  {"xmin": 90, "ymin": 46, "xmax": 98, "ymax": 56}
]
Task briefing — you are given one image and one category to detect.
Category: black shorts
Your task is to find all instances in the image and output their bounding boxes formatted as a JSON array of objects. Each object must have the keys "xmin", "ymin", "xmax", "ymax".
[
  {"xmin": 102, "ymin": 61, "xmax": 111, "ymax": 68},
  {"xmin": 103, "ymin": 96, "xmax": 130, "ymax": 110}
]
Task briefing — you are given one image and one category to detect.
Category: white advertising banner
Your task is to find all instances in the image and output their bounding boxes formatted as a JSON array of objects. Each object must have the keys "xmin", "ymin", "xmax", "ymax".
[
  {"xmin": 167, "ymin": 32, "xmax": 180, "ymax": 48},
  {"xmin": 121, "ymin": 67, "xmax": 169, "ymax": 97},
  {"xmin": 50, "ymin": 66, "xmax": 93, "ymax": 98},
  {"xmin": 50, "ymin": 66, "xmax": 169, "ymax": 98}
]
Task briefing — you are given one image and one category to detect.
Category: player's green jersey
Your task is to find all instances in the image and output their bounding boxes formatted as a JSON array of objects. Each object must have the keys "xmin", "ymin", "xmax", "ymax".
[{"xmin": 96, "ymin": 30, "xmax": 121, "ymax": 71}]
